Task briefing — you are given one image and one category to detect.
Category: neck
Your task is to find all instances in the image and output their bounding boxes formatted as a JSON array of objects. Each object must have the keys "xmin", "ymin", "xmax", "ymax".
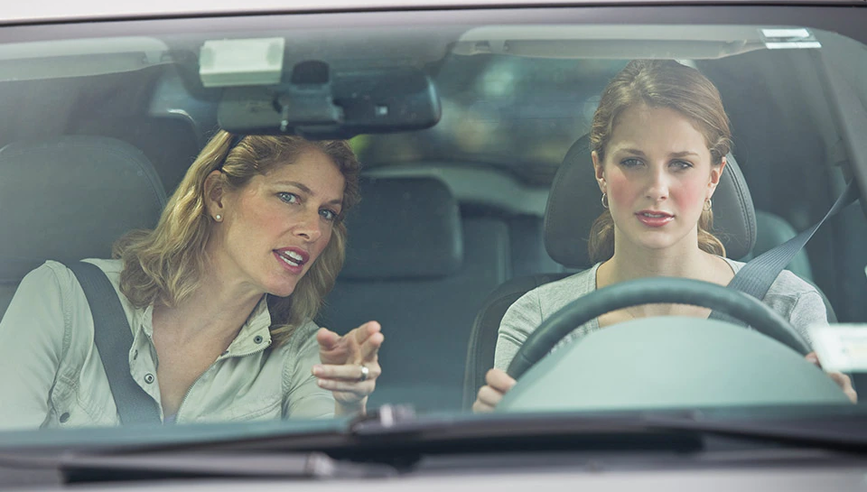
[
  {"xmin": 596, "ymin": 228, "xmax": 730, "ymax": 318},
  {"xmin": 153, "ymin": 260, "xmax": 265, "ymax": 345},
  {"xmin": 605, "ymin": 247, "xmax": 708, "ymax": 284},
  {"xmin": 603, "ymin": 229, "xmax": 713, "ymax": 284}
]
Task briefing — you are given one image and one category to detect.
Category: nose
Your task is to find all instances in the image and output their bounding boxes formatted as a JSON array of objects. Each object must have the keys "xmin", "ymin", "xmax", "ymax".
[
  {"xmin": 645, "ymin": 164, "xmax": 670, "ymax": 202},
  {"xmin": 293, "ymin": 208, "xmax": 322, "ymax": 242}
]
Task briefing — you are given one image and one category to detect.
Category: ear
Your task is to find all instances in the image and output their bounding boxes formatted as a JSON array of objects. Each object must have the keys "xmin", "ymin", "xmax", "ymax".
[
  {"xmin": 707, "ymin": 155, "xmax": 726, "ymax": 200},
  {"xmin": 592, "ymin": 150, "xmax": 606, "ymax": 194},
  {"xmin": 204, "ymin": 170, "xmax": 227, "ymax": 219}
]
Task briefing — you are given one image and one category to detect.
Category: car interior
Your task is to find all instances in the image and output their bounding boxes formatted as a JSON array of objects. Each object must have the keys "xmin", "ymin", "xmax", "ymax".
[{"xmin": 0, "ymin": 21, "xmax": 865, "ymax": 415}]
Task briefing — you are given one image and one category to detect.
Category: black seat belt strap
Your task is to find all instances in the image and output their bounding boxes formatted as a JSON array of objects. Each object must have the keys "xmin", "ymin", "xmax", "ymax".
[
  {"xmin": 66, "ymin": 261, "xmax": 162, "ymax": 425},
  {"xmin": 709, "ymin": 179, "xmax": 859, "ymax": 325}
]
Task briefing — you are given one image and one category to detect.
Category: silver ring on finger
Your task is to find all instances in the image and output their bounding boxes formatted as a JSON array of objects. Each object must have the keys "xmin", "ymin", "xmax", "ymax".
[{"xmin": 358, "ymin": 364, "xmax": 369, "ymax": 382}]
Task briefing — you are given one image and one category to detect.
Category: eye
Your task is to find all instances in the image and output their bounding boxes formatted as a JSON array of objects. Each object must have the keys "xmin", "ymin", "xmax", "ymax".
[
  {"xmin": 620, "ymin": 158, "xmax": 643, "ymax": 168},
  {"xmin": 670, "ymin": 160, "xmax": 694, "ymax": 171},
  {"xmin": 319, "ymin": 208, "xmax": 338, "ymax": 222},
  {"xmin": 277, "ymin": 192, "xmax": 299, "ymax": 204}
]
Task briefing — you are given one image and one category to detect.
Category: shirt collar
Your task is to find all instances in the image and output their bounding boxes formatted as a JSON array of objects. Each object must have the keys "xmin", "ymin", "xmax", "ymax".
[
  {"xmin": 225, "ymin": 295, "xmax": 274, "ymax": 356},
  {"xmin": 134, "ymin": 296, "xmax": 274, "ymax": 356}
]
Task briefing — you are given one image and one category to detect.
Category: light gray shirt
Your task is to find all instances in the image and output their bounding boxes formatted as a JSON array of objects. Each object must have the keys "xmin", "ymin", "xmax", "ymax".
[
  {"xmin": 495, "ymin": 258, "xmax": 828, "ymax": 371},
  {"xmin": 0, "ymin": 259, "xmax": 335, "ymax": 429}
]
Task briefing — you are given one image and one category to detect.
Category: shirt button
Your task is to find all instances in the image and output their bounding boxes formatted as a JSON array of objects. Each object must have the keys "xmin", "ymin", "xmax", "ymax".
[
  {"xmin": 253, "ymin": 335, "xmax": 263, "ymax": 344},
  {"xmin": 144, "ymin": 373, "xmax": 155, "ymax": 384},
  {"xmin": 59, "ymin": 412, "xmax": 70, "ymax": 423}
]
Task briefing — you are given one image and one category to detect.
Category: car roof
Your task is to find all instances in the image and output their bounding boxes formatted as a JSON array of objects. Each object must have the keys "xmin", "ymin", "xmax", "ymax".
[{"xmin": 2, "ymin": 0, "xmax": 862, "ymax": 25}]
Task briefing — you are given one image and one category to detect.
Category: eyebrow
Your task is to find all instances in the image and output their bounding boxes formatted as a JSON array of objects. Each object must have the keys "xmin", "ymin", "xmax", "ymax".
[
  {"xmin": 617, "ymin": 148, "xmax": 701, "ymax": 158},
  {"xmin": 275, "ymin": 180, "xmax": 343, "ymax": 206}
]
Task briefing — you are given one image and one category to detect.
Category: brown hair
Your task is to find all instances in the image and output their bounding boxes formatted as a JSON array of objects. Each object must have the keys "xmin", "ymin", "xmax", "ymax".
[
  {"xmin": 113, "ymin": 130, "xmax": 361, "ymax": 344},
  {"xmin": 588, "ymin": 59, "xmax": 732, "ymax": 263}
]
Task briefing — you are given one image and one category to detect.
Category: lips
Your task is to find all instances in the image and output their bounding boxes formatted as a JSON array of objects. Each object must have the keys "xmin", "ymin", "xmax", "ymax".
[
  {"xmin": 635, "ymin": 210, "xmax": 674, "ymax": 227},
  {"xmin": 274, "ymin": 247, "xmax": 309, "ymax": 273}
]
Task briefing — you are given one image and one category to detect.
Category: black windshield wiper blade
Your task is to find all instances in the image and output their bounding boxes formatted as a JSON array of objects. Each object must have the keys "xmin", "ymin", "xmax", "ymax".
[
  {"xmin": 344, "ymin": 405, "xmax": 867, "ymax": 453},
  {"xmin": 0, "ymin": 450, "xmax": 397, "ymax": 484},
  {"xmin": 5, "ymin": 405, "xmax": 867, "ymax": 469}
]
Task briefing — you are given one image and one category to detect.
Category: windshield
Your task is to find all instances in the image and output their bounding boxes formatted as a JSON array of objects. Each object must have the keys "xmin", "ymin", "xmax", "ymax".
[{"xmin": 0, "ymin": 4, "xmax": 866, "ymax": 452}]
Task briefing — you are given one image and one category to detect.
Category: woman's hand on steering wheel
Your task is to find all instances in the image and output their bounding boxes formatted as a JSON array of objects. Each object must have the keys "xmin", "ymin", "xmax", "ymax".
[
  {"xmin": 806, "ymin": 351, "xmax": 858, "ymax": 403},
  {"xmin": 472, "ymin": 368, "xmax": 517, "ymax": 413}
]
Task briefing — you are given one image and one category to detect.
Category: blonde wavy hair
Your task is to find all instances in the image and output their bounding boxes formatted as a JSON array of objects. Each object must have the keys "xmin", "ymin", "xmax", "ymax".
[
  {"xmin": 113, "ymin": 130, "xmax": 361, "ymax": 344},
  {"xmin": 588, "ymin": 59, "xmax": 732, "ymax": 264}
]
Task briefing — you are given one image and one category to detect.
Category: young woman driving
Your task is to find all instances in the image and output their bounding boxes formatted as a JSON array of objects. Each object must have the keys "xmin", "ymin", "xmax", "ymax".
[{"xmin": 473, "ymin": 59, "xmax": 856, "ymax": 412}]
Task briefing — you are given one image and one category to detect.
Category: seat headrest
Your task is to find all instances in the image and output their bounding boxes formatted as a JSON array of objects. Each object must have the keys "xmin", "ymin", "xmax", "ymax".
[
  {"xmin": 0, "ymin": 136, "xmax": 167, "ymax": 281},
  {"xmin": 341, "ymin": 176, "xmax": 463, "ymax": 280},
  {"xmin": 544, "ymin": 135, "xmax": 757, "ymax": 268}
]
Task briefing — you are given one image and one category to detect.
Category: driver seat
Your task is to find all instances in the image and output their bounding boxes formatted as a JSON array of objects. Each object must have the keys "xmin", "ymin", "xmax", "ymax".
[{"xmin": 461, "ymin": 135, "xmax": 834, "ymax": 409}]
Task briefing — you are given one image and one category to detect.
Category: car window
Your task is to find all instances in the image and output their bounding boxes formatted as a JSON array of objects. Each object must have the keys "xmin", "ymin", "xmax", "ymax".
[{"xmin": 0, "ymin": 4, "xmax": 866, "ymax": 458}]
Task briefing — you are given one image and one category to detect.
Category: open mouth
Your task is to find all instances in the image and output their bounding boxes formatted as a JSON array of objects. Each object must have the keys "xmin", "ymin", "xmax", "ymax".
[
  {"xmin": 638, "ymin": 211, "xmax": 673, "ymax": 218},
  {"xmin": 275, "ymin": 249, "xmax": 308, "ymax": 268},
  {"xmin": 635, "ymin": 210, "xmax": 674, "ymax": 227}
]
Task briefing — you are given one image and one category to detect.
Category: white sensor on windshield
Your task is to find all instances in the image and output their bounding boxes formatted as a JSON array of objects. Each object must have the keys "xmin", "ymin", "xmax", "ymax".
[{"xmin": 199, "ymin": 38, "xmax": 285, "ymax": 88}]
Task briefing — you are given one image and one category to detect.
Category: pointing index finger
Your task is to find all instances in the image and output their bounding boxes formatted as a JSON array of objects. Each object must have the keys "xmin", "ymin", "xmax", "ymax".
[
  {"xmin": 360, "ymin": 330, "xmax": 384, "ymax": 361},
  {"xmin": 353, "ymin": 321, "xmax": 381, "ymax": 344}
]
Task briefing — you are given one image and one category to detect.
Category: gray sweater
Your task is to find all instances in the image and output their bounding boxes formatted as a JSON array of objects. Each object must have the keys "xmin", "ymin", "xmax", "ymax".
[{"xmin": 494, "ymin": 258, "xmax": 828, "ymax": 371}]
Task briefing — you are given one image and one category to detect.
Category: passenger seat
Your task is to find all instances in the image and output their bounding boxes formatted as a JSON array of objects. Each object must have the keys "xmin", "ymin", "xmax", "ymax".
[{"xmin": 0, "ymin": 136, "xmax": 167, "ymax": 318}]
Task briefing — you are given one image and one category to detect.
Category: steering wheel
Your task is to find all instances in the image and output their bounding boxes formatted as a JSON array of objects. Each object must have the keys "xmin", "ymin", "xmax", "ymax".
[{"xmin": 506, "ymin": 277, "xmax": 812, "ymax": 380}]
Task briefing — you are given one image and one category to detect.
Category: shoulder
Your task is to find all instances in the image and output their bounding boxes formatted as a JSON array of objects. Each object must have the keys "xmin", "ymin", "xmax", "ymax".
[
  {"xmin": 276, "ymin": 319, "xmax": 321, "ymax": 352},
  {"xmin": 36, "ymin": 259, "xmax": 124, "ymax": 286},
  {"xmin": 722, "ymin": 257, "xmax": 821, "ymax": 299},
  {"xmin": 721, "ymin": 257, "xmax": 827, "ymax": 344},
  {"xmin": 80, "ymin": 258, "xmax": 124, "ymax": 284},
  {"xmin": 275, "ymin": 319, "xmax": 322, "ymax": 373},
  {"xmin": 495, "ymin": 266, "xmax": 599, "ymax": 371},
  {"xmin": 8, "ymin": 261, "xmax": 74, "ymax": 314},
  {"xmin": 768, "ymin": 270, "xmax": 823, "ymax": 299},
  {"xmin": 767, "ymin": 270, "xmax": 828, "ymax": 326},
  {"xmin": 510, "ymin": 265, "xmax": 598, "ymax": 317},
  {"xmin": 22, "ymin": 260, "xmax": 98, "ymax": 300},
  {"xmin": 76, "ymin": 258, "xmax": 135, "ymax": 308},
  {"xmin": 276, "ymin": 319, "xmax": 323, "ymax": 393}
]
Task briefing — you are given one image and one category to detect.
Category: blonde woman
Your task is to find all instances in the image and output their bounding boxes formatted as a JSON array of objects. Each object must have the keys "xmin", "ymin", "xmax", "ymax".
[
  {"xmin": 0, "ymin": 131, "xmax": 383, "ymax": 427},
  {"xmin": 473, "ymin": 60, "xmax": 856, "ymax": 412}
]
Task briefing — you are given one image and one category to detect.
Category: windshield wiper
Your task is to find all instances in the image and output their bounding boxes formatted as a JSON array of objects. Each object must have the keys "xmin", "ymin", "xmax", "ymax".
[
  {"xmin": 4, "ymin": 404, "xmax": 867, "ymax": 485},
  {"xmin": 343, "ymin": 405, "xmax": 867, "ymax": 455},
  {"xmin": 0, "ymin": 450, "xmax": 397, "ymax": 484}
]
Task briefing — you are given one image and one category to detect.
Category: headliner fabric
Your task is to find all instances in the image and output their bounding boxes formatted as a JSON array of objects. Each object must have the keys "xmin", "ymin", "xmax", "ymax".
[
  {"xmin": 340, "ymin": 176, "xmax": 463, "ymax": 280},
  {"xmin": 544, "ymin": 135, "xmax": 757, "ymax": 268},
  {"xmin": 0, "ymin": 136, "xmax": 167, "ymax": 282}
]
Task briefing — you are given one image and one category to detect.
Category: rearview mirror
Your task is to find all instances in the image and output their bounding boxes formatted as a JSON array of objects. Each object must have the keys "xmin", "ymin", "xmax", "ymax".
[{"xmin": 217, "ymin": 61, "xmax": 441, "ymax": 139}]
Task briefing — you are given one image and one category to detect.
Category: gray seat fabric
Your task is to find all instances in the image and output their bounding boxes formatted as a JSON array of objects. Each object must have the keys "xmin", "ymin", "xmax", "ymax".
[
  {"xmin": 0, "ymin": 136, "xmax": 167, "ymax": 318},
  {"xmin": 462, "ymin": 134, "xmax": 826, "ymax": 409},
  {"xmin": 319, "ymin": 176, "xmax": 509, "ymax": 411},
  {"xmin": 340, "ymin": 177, "xmax": 464, "ymax": 280},
  {"xmin": 508, "ymin": 216, "xmax": 566, "ymax": 278}
]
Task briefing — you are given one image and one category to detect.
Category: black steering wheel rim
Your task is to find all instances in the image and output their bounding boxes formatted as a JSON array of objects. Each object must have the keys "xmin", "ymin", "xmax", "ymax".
[{"xmin": 506, "ymin": 277, "xmax": 811, "ymax": 380}]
